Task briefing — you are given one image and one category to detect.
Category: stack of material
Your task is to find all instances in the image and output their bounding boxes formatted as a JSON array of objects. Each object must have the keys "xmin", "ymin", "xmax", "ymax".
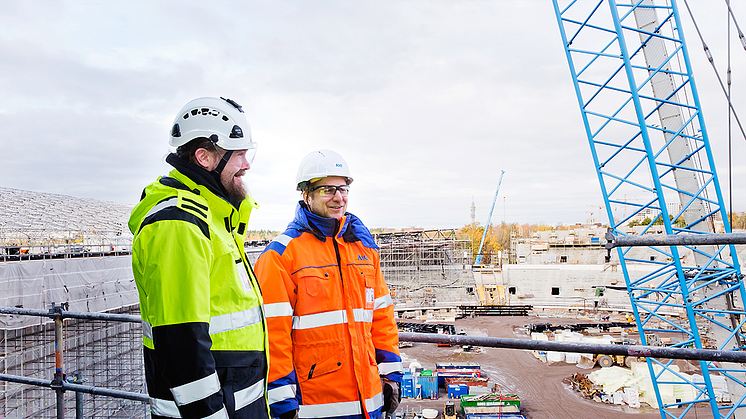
[
  {"xmin": 445, "ymin": 376, "xmax": 489, "ymax": 387},
  {"xmin": 460, "ymin": 393, "xmax": 523, "ymax": 418},
  {"xmin": 568, "ymin": 373, "xmax": 602, "ymax": 400},
  {"xmin": 582, "ymin": 363, "xmax": 730, "ymax": 408}
]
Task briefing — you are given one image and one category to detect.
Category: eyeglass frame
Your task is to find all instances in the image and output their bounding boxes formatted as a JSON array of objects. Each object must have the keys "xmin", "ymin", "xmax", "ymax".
[{"xmin": 310, "ymin": 184, "xmax": 350, "ymax": 197}]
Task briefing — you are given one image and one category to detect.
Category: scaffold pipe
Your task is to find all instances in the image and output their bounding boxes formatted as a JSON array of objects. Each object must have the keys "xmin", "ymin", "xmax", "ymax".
[
  {"xmin": 398, "ymin": 332, "xmax": 746, "ymax": 363},
  {"xmin": 605, "ymin": 230, "xmax": 746, "ymax": 249},
  {"xmin": 0, "ymin": 373, "xmax": 150, "ymax": 403},
  {"xmin": 0, "ymin": 306, "xmax": 142, "ymax": 323}
]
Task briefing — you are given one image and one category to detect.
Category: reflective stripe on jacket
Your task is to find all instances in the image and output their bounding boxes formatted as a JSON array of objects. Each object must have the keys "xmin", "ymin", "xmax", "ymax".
[
  {"xmin": 129, "ymin": 157, "xmax": 270, "ymax": 419},
  {"xmin": 255, "ymin": 202, "xmax": 403, "ymax": 419}
]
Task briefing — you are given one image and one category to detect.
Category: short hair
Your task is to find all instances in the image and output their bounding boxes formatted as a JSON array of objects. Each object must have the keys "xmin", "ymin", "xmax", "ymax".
[{"xmin": 176, "ymin": 137, "xmax": 219, "ymax": 166}]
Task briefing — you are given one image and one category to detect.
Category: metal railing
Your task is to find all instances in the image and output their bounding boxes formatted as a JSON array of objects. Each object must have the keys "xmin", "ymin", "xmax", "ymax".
[
  {"xmin": 1, "ymin": 304, "xmax": 147, "ymax": 419},
  {"xmin": 4, "ymin": 304, "xmax": 746, "ymax": 418},
  {"xmin": 0, "ymin": 243, "xmax": 132, "ymax": 262}
]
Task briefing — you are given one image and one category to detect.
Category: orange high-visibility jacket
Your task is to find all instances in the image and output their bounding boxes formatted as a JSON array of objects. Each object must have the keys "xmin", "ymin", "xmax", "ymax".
[{"xmin": 255, "ymin": 202, "xmax": 403, "ymax": 419}]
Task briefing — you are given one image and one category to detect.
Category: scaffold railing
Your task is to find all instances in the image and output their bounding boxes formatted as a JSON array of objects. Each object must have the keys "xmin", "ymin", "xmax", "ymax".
[{"xmin": 0, "ymin": 304, "xmax": 148, "ymax": 419}]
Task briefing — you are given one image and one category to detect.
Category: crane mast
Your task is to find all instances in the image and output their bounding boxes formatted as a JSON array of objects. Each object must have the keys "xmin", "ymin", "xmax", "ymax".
[
  {"xmin": 474, "ymin": 170, "xmax": 504, "ymax": 266},
  {"xmin": 553, "ymin": 1, "xmax": 745, "ymax": 418}
]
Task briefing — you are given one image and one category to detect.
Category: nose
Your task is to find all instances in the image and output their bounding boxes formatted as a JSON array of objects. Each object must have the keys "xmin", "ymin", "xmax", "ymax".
[
  {"xmin": 235, "ymin": 155, "xmax": 250, "ymax": 170},
  {"xmin": 331, "ymin": 189, "xmax": 346, "ymax": 200}
]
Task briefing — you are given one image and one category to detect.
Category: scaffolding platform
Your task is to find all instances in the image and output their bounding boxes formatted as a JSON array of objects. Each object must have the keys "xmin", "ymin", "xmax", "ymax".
[{"xmin": 458, "ymin": 305, "xmax": 533, "ymax": 316}]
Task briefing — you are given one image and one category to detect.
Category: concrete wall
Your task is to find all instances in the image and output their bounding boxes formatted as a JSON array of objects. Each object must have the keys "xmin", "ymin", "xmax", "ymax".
[{"xmin": 503, "ymin": 263, "xmax": 659, "ymax": 311}]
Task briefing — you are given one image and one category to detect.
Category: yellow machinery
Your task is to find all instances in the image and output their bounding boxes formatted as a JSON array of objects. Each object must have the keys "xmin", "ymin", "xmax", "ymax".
[{"xmin": 444, "ymin": 401, "xmax": 456, "ymax": 419}]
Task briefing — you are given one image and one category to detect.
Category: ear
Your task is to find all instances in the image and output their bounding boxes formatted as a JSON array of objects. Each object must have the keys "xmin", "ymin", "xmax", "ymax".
[{"xmin": 194, "ymin": 148, "xmax": 214, "ymax": 170}]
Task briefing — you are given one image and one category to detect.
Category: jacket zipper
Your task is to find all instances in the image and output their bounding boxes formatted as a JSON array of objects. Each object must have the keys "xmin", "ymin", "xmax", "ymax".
[{"xmin": 333, "ymin": 219, "xmax": 344, "ymax": 284}]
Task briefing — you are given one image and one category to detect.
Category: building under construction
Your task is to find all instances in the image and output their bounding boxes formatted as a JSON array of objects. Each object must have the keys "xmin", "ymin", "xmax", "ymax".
[
  {"xmin": 374, "ymin": 229, "xmax": 477, "ymax": 307},
  {"xmin": 0, "ymin": 189, "xmax": 488, "ymax": 418},
  {"xmin": 0, "ymin": 253, "xmax": 145, "ymax": 418}
]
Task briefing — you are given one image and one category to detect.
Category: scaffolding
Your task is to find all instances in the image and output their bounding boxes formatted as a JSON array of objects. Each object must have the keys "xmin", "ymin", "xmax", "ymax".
[
  {"xmin": 0, "ymin": 305, "xmax": 147, "ymax": 419},
  {"xmin": 0, "ymin": 187, "xmax": 134, "ymax": 261},
  {"xmin": 375, "ymin": 229, "xmax": 477, "ymax": 306}
]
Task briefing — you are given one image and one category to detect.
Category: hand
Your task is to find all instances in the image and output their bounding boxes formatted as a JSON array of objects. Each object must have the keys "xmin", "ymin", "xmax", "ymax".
[
  {"xmin": 381, "ymin": 378, "xmax": 401, "ymax": 418},
  {"xmin": 278, "ymin": 409, "xmax": 298, "ymax": 419}
]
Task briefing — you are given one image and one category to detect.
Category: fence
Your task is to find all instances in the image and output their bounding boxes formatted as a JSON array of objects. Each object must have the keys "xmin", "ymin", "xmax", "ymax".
[
  {"xmin": 0, "ymin": 305, "xmax": 148, "ymax": 419},
  {"xmin": 4, "ymin": 304, "xmax": 746, "ymax": 418}
]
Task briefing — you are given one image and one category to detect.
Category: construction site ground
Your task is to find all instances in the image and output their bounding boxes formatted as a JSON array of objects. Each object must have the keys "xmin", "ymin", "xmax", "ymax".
[{"xmin": 397, "ymin": 315, "xmax": 715, "ymax": 419}]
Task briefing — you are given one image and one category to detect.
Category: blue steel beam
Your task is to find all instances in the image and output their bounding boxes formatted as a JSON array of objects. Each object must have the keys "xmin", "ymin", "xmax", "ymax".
[{"xmin": 552, "ymin": 0, "xmax": 745, "ymax": 417}]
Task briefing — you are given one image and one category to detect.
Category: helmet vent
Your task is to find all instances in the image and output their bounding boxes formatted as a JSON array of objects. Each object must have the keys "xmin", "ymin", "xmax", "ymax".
[
  {"xmin": 230, "ymin": 125, "xmax": 244, "ymax": 138},
  {"xmin": 171, "ymin": 124, "xmax": 181, "ymax": 137},
  {"xmin": 222, "ymin": 115, "xmax": 229, "ymax": 121}
]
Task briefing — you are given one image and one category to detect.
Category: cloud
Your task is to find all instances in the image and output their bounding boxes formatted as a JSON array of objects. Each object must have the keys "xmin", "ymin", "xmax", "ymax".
[{"xmin": 1, "ymin": 0, "xmax": 743, "ymax": 231}]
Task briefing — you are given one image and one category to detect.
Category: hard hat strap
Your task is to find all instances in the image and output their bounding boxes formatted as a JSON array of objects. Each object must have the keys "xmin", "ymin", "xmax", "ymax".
[
  {"xmin": 214, "ymin": 149, "xmax": 233, "ymax": 175},
  {"xmin": 208, "ymin": 134, "xmax": 233, "ymax": 175}
]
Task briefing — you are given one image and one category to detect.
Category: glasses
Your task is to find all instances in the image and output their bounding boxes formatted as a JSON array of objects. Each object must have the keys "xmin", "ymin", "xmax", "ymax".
[{"xmin": 311, "ymin": 184, "xmax": 350, "ymax": 197}]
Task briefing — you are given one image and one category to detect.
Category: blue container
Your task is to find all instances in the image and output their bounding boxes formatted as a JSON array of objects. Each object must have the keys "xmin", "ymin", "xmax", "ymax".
[
  {"xmin": 402, "ymin": 374, "xmax": 415, "ymax": 398},
  {"xmin": 436, "ymin": 362, "xmax": 481, "ymax": 387},
  {"xmin": 417, "ymin": 375, "xmax": 438, "ymax": 399},
  {"xmin": 447, "ymin": 384, "xmax": 468, "ymax": 399}
]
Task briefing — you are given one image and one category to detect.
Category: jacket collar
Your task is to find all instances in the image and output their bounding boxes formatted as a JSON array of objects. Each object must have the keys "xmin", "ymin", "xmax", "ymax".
[
  {"xmin": 289, "ymin": 201, "xmax": 378, "ymax": 249},
  {"xmin": 166, "ymin": 153, "xmax": 242, "ymax": 208}
]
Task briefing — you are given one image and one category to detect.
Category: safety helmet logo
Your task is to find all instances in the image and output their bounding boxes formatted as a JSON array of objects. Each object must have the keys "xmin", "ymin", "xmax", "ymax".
[{"xmin": 295, "ymin": 149, "xmax": 353, "ymax": 191}]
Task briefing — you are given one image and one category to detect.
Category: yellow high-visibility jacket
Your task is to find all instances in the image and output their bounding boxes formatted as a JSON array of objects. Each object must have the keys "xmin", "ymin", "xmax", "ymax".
[{"xmin": 129, "ymin": 154, "xmax": 269, "ymax": 419}]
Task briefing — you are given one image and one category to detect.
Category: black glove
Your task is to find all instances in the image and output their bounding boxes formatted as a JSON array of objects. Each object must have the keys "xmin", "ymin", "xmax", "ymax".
[
  {"xmin": 381, "ymin": 378, "xmax": 401, "ymax": 418},
  {"xmin": 278, "ymin": 409, "xmax": 298, "ymax": 419}
]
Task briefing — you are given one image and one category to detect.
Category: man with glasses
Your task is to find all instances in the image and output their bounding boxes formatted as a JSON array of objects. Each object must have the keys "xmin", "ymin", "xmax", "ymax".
[
  {"xmin": 129, "ymin": 97, "xmax": 270, "ymax": 419},
  {"xmin": 256, "ymin": 149, "xmax": 403, "ymax": 419}
]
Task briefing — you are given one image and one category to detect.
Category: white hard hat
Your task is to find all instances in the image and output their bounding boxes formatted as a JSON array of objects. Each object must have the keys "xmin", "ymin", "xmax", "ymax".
[
  {"xmin": 169, "ymin": 97, "xmax": 257, "ymax": 151},
  {"xmin": 296, "ymin": 149, "xmax": 353, "ymax": 191}
]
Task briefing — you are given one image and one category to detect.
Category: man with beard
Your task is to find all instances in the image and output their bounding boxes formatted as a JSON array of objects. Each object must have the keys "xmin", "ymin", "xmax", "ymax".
[{"xmin": 129, "ymin": 97, "xmax": 269, "ymax": 419}]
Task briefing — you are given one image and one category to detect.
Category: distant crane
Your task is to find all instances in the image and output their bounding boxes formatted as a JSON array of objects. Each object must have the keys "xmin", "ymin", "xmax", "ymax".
[
  {"xmin": 586, "ymin": 204, "xmax": 605, "ymax": 224},
  {"xmin": 474, "ymin": 170, "xmax": 504, "ymax": 266}
]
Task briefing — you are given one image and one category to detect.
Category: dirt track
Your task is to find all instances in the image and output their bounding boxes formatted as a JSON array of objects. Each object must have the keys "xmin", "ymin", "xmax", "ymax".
[{"xmin": 397, "ymin": 315, "xmax": 713, "ymax": 419}]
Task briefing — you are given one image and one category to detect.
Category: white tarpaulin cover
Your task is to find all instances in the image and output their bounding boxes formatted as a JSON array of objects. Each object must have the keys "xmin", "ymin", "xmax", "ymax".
[
  {"xmin": 588, "ymin": 363, "xmax": 731, "ymax": 408},
  {"xmin": 0, "ymin": 256, "xmax": 138, "ymax": 329}
]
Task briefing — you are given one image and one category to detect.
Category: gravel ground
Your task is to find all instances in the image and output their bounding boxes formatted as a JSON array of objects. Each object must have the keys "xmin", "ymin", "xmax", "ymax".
[{"xmin": 396, "ymin": 315, "xmax": 714, "ymax": 419}]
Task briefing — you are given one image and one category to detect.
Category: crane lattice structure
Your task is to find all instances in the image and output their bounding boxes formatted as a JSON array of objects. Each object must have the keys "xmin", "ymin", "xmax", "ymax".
[
  {"xmin": 475, "ymin": 170, "xmax": 504, "ymax": 266},
  {"xmin": 553, "ymin": 0, "xmax": 745, "ymax": 418}
]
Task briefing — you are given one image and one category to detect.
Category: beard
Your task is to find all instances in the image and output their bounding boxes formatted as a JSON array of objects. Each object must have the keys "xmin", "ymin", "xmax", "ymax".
[{"xmin": 221, "ymin": 169, "xmax": 247, "ymax": 203}]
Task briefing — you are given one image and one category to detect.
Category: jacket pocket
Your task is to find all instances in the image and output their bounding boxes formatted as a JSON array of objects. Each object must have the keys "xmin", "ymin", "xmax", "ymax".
[
  {"xmin": 297, "ymin": 267, "xmax": 337, "ymax": 313},
  {"xmin": 295, "ymin": 340, "xmax": 346, "ymax": 382}
]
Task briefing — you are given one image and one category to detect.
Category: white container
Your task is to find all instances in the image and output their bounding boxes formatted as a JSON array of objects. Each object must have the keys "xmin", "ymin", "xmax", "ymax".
[
  {"xmin": 565, "ymin": 352, "xmax": 581, "ymax": 364},
  {"xmin": 547, "ymin": 351, "xmax": 565, "ymax": 363},
  {"xmin": 422, "ymin": 408, "xmax": 438, "ymax": 419}
]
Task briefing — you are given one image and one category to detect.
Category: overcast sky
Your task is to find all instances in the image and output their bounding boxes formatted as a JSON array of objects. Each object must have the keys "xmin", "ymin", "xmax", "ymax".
[{"xmin": 1, "ymin": 0, "xmax": 744, "ymax": 231}]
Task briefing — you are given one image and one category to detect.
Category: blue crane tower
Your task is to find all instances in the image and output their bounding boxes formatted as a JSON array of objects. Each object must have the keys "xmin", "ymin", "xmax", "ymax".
[{"xmin": 552, "ymin": 0, "xmax": 745, "ymax": 418}]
